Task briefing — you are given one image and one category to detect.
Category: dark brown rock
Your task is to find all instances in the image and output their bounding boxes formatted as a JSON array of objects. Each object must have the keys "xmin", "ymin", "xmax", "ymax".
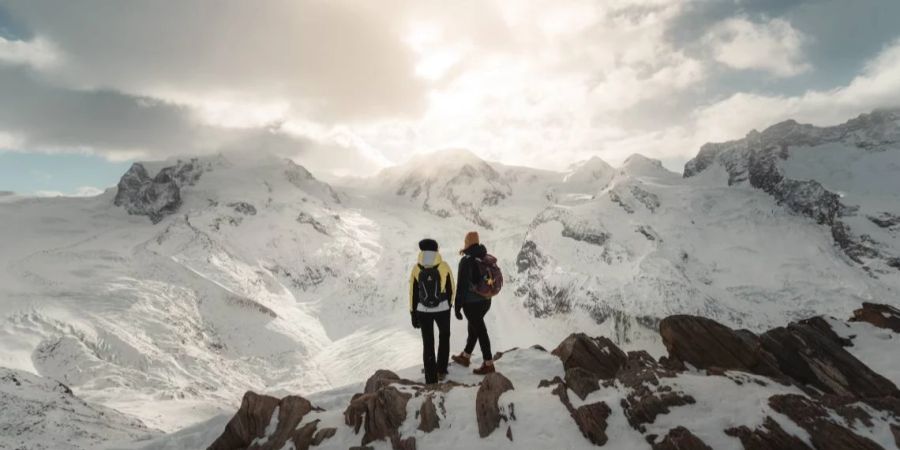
[
  {"xmin": 725, "ymin": 416, "xmax": 813, "ymax": 450},
  {"xmin": 565, "ymin": 367, "xmax": 600, "ymax": 400},
  {"xmin": 549, "ymin": 382, "xmax": 612, "ymax": 446},
  {"xmin": 800, "ymin": 316, "xmax": 853, "ymax": 346},
  {"xmin": 364, "ymin": 370, "xmax": 401, "ymax": 394},
  {"xmin": 344, "ymin": 385, "xmax": 411, "ymax": 446},
  {"xmin": 659, "ymin": 315, "xmax": 782, "ymax": 378},
  {"xmin": 621, "ymin": 386, "xmax": 695, "ymax": 433},
  {"xmin": 616, "ymin": 351, "xmax": 676, "ymax": 389},
  {"xmin": 552, "ymin": 333, "xmax": 627, "ymax": 379},
  {"xmin": 851, "ymin": 303, "xmax": 900, "ymax": 332},
  {"xmin": 417, "ymin": 396, "xmax": 440, "ymax": 432},
  {"xmin": 760, "ymin": 322, "xmax": 899, "ymax": 399},
  {"xmin": 651, "ymin": 426, "xmax": 712, "ymax": 450},
  {"xmin": 207, "ymin": 392, "xmax": 323, "ymax": 450},
  {"xmin": 390, "ymin": 435, "xmax": 416, "ymax": 450},
  {"xmin": 475, "ymin": 372, "xmax": 515, "ymax": 438},
  {"xmin": 769, "ymin": 394, "xmax": 884, "ymax": 450},
  {"xmin": 573, "ymin": 401, "xmax": 612, "ymax": 446},
  {"xmin": 311, "ymin": 427, "xmax": 336, "ymax": 446}
]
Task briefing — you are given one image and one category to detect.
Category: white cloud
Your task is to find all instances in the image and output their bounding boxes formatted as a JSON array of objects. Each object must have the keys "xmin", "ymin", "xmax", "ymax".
[
  {"xmin": 1, "ymin": 0, "xmax": 898, "ymax": 178},
  {"xmin": 0, "ymin": 36, "xmax": 59, "ymax": 69},
  {"xmin": 706, "ymin": 17, "xmax": 810, "ymax": 77},
  {"xmin": 693, "ymin": 38, "xmax": 900, "ymax": 143}
]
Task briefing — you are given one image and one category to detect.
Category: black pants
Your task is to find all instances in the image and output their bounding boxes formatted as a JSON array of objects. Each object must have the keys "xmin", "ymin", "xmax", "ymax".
[
  {"xmin": 463, "ymin": 300, "xmax": 492, "ymax": 361},
  {"xmin": 418, "ymin": 310, "xmax": 451, "ymax": 384}
]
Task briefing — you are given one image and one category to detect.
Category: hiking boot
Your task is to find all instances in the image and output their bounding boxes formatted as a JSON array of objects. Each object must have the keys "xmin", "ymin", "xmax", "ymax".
[
  {"xmin": 451, "ymin": 353, "xmax": 471, "ymax": 367},
  {"xmin": 473, "ymin": 362, "xmax": 495, "ymax": 375},
  {"xmin": 438, "ymin": 372, "xmax": 447, "ymax": 381}
]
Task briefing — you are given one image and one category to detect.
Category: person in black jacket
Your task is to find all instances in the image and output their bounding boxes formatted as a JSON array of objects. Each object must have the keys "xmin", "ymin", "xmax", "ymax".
[
  {"xmin": 409, "ymin": 238, "xmax": 455, "ymax": 384},
  {"xmin": 451, "ymin": 231, "xmax": 495, "ymax": 375}
]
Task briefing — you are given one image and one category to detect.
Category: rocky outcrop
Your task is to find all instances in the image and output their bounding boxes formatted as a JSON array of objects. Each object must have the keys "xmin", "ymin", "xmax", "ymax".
[
  {"xmin": 203, "ymin": 303, "xmax": 898, "ymax": 450},
  {"xmin": 475, "ymin": 372, "xmax": 515, "ymax": 438},
  {"xmin": 651, "ymin": 426, "xmax": 712, "ymax": 450},
  {"xmin": 344, "ymin": 371, "xmax": 413, "ymax": 448},
  {"xmin": 661, "ymin": 314, "xmax": 899, "ymax": 401},
  {"xmin": 769, "ymin": 394, "xmax": 884, "ymax": 450},
  {"xmin": 851, "ymin": 302, "xmax": 900, "ymax": 332},
  {"xmin": 207, "ymin": 391, "xmax": 328, "ymax": 450},
  {"xmin": 552, "ymin": 333, "xmax": 627, "ymax": 380},
  {"xmin": 114, "ymin": 159, "xmax": 205, "ymax": 223},
  {"xmin": 759, "ymin": 319, "xmax": 898, "ymax": 399},
  {"xmin": 726, "ymin": 416, "xmax": 813, "ymax": 450},
  {"xmin": 546, "ymin": 378, "xmax": 613, "ymax": 446},
  {"xmin": 417, "ymin": 396, "xmax": 440, "ymax": 432},
  {"xmin": 659, "ymin": 315, "xmax": 782, "ymax": 378}
]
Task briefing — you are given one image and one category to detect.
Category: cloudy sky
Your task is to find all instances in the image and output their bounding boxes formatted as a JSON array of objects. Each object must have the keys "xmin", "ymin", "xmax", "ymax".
[{"xmin": 1, "ymin": 0, "xmax": 900, "ymax": 194}]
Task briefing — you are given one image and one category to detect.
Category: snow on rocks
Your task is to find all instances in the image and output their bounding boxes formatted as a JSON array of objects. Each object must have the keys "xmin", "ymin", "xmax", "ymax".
[
  {"xmin": 114, "ymin": 158, "xmax": 206, "ymax": 223},
  {"xmin": 192, "ymin": 306, "xmax": 899, "ymax": 449},
  {"xmin": 851, "ymin": 303, "xmax": 900, "ymax": 333},
  {"xmin": 205, "ymin": 391, "xmax": 329, "ymax": 450},
  {"xmin": 475, "ymin": 372, "xmax": 515, "ymax": 438}
]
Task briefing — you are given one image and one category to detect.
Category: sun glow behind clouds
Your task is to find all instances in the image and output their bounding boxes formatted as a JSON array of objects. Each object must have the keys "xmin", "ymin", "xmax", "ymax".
[{"xmin": 1, "ymin": 0, "xmax": 900, "ymax": 180}]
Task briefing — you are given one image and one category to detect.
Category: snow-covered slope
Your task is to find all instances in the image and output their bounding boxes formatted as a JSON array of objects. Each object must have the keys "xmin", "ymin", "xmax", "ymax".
[
  {"xmin": 0, "ymin": 367, "xmax": 157, "ymax": 449},
  {"xmin": 515, "ymin": 152, "xmax": 899, "ymax": 345},
  {"xmin": 684, "ymin": 109, "xmax": 900, "ymax": 273}
]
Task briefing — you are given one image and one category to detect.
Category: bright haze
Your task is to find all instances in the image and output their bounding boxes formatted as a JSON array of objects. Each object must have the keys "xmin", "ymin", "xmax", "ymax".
[{"xmin": 1, "ymin": 0, "xmax": 900, "ymax": 180}]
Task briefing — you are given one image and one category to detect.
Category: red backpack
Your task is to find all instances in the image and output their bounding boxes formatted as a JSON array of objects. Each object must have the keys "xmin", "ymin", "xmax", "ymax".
[{"xmin": 472, "ymin": 254, "xmax": 503, "ymax": 298}]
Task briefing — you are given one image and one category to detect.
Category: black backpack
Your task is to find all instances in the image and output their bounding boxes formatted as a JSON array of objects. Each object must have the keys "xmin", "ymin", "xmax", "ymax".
[{"xmin": 417, "ymin": 265, "xmax": 447, "ymax": 308}]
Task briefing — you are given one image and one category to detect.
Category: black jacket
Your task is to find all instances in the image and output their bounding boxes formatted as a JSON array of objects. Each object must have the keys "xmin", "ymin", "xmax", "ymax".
[{"xmin": 455, "ymin": 244, "xmax": 490, "ymax": 311}]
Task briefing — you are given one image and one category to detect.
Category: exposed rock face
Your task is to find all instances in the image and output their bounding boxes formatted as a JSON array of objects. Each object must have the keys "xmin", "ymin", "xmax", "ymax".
[
  {"xmin": 651, "ymin": 426, "xmax": 712, "ymax": 450},
  {"xmin": 759, "ymin": 320, "xmax": 898, "ymax": 399},
  {"xmin": 851, "ymin": 302, "xmax": 900, "ymax": 332},
  {"xmin": 726, "ymin": 417, "xmax": 813, "ymax": 450},
  {"xmin": 552, "ymin": 333, "xmax": 628, "ymax": 379},
  {"xmin": 564, "ymin": 367, "xmax": 601, "ymax": 400},
  {"xmin": 344, "ymin": 382, "xmax": 412, "ymax": 447},
  {"xmin": 547, "ymin": 378, "xmax": 612, "ymax": 446},
  {"xmin": 683, "ymin": 110, "xmax": 900, "ymax": 266},
  {"xmin": 661, "ymin": 314, "xmax": 899, "ymax": 401},
  {"xmin": 475, "ymin": 372, "xmax": 515, "ymax": 438},
  {"xmin": 659, "ymin": 315, "xmax": 782, "ymax": 378},
  {"xmin": 114, "ymin": 159, "xmax": 205, "ymax": 223},
  {"xmin": 572, "ymin": 400, "xmax": 613, "ymax": 445},
  {"xmin": 207, "ymin": 391, "xmax": 328, "ymax": 450},
  {"xmin": 769, "ymin": 394, "xmax": 884, "ymax": 450},
  {"xmin": 417, "ymin": 396, "xmax": 440, "ymax": 432},
  {"xmin": 620, "ymin": 383, "xmax": 695, "ymax": 433}
]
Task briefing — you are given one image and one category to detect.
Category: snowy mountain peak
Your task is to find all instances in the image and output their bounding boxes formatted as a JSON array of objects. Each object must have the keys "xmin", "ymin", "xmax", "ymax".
[
  {"xmin": 684, "ymin": 109, "xmax": 900, "ymax": 273},
  {"xmin": 113, "ymin": 154, "xmax": 340, "ymax": 223},
  {"xmin": 564, "ymin": 156, "xmax": 615, "ymax": 184},
  {"xmin": 619, "ymin": 153, "xmax": 673, "ymax": 177}
]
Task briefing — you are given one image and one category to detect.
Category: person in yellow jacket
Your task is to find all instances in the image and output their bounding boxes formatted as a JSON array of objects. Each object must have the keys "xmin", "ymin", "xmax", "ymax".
[{"xmin": 409, "ymin": 238, "xmax": 455, "ymax": 384}]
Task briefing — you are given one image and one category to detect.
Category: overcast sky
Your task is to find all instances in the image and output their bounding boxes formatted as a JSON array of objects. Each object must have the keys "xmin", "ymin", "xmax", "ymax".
[{"xmin": 1, "ymin": 0, "xmax": 900, "ymax": 193}]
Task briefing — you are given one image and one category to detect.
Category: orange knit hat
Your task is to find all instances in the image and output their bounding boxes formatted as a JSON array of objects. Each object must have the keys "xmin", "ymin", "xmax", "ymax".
[{"xmin": 461, "ymin": 231, "xmax": 480, "ymax": 253}]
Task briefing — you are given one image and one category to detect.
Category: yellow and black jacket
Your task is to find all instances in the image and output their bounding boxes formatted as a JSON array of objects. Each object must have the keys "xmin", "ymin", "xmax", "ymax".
[{"xmin": 409, "ymin": 250, "xmax": 455, "ymax": 313}]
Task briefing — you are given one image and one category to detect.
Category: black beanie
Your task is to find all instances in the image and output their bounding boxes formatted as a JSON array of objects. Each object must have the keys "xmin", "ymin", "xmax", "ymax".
[{"xmin": 418, "ymin": 238, "xmax": 439, "ymax": 251}]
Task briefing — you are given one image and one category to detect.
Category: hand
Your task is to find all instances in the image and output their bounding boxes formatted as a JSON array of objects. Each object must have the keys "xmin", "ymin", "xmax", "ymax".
[
  {"xmin": 455, "ymin": 308, "xmax": 463, "ymax": 321},
  {"xmin": 411, "ymin": 313, "xmax": 420, "ymax": 329}
]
